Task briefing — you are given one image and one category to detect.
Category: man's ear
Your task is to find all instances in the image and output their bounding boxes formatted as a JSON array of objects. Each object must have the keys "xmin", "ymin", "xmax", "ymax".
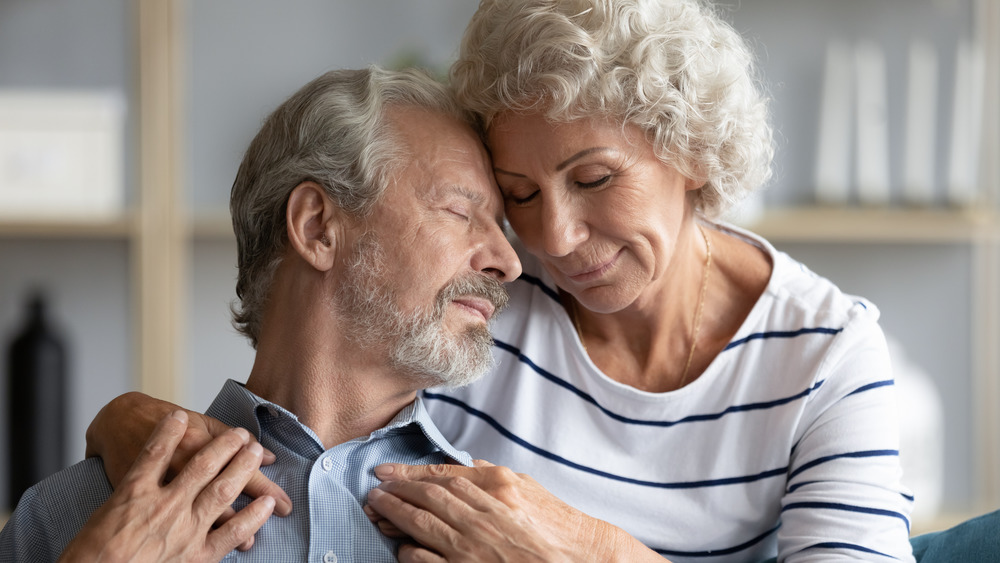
[{"xmin": 286, "ymin": 181, "xmax": 343, "ymax": 272}]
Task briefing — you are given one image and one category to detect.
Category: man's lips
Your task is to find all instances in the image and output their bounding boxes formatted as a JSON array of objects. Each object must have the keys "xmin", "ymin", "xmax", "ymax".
[
  {"xmin": 451, "ymin": 297, "xmax": 496, "ymax": 322},
  {"xmin": 565, "ymin": 250, "xmax": 622, "ymax": 282}
]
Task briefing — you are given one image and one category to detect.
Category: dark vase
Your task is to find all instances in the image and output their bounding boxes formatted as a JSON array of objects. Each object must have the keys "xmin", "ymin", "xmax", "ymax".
[{"xmin": 6, "ymin": 291, "xmax": 67, "ymax": 511}]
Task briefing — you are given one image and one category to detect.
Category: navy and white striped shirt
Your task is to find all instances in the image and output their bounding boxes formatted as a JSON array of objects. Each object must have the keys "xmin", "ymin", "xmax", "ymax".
[
  {"xmin": 424, "ymin": 223, "xmax": 915, "ymax": 562},
  {"xmin": 0, "ymin": 379, "xmax": 472, "ymax": 562}
]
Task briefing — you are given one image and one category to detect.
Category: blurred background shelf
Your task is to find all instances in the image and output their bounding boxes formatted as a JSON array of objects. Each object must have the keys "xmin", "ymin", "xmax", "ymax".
[
  {"xmin": 189, "ymin": 210, "xmax": 233, "ymax": 240},
  {"xmin": 748, "ymin": 206, "xmax": 1000, "ymax": 243},
  {"xmin": 0, "ymin": 215, "xmax": 134, "ymax": 239}
]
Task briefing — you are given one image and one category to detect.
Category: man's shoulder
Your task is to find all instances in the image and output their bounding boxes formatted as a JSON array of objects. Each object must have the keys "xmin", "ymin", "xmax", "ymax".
[{"xmin": 1, "ymin": 457, "xmax": 112, "ymax": 561}]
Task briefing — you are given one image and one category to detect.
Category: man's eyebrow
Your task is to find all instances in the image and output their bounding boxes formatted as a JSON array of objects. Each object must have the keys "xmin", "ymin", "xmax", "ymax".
[
  {"xmin": 493, "ymin": 147, "xmax": 615, "ymax": 177},
  {"xmin": 445, "ymin": 185, "xmax": 507, "ymax": 227},
  {"xmin": 447, "ymin": 184, "xmax": 485, "ymax": 203}
]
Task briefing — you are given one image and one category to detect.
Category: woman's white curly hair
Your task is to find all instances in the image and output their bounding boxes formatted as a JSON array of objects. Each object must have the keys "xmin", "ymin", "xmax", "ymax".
[{"xmin": 450, "ymin": 0, "xmax": 774, "ymax": 218}]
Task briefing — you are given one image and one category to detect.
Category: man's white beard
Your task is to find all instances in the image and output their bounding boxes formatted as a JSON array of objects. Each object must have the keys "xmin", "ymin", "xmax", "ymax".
[{"xmin": 335, "ymin": 232, "xmax": 508, "ymax": 389}]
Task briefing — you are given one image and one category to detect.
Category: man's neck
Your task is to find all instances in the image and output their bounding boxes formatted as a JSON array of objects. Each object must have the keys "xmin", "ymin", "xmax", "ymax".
[
  {"xmin": 244, "ymin": 349, "xmax": 418, "ymax": 449},
  {"xmin": 243, "ymin": 288, "xmax": 420, "ymax": 448}
]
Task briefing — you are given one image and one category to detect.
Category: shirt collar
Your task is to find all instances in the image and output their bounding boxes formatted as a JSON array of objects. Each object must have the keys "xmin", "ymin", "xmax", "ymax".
[{"xmin": 205, "ymin": 379, "xmax": 472, "ymax": 466}]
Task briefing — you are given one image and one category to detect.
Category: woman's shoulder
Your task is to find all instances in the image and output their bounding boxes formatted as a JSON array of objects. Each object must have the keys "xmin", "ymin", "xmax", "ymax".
[{"xmin": 721, "ymin": 223, "xmax": 881, "ymax": 330}]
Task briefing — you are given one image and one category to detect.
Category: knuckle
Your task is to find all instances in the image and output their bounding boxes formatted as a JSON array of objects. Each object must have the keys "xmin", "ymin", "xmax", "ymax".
[
  {"xmin": 489, "ymin": 465, "xmax": 518, "ymax": 482},
  {"xmin": 411, "ymin": 508, "xmax": 440, "ymax": 531},
  {"xmin": 225, "ymin": 517, "xmax": 251, "ymax": 541},
  {"xmin": 426, "ymin": 464, "xmax": 452, "ymax": 477},
  {"xmin": 208, "ymin": 477, "xmax": 240, "ymax": 505},
  {"xmin": 141, "ymin": 437, "xmax": 171, "ymax": 461},
  {"xmin": 448, "ymin": 476, "xmax": 476, "ymax": 494},
  {"xmin": 423, "ymin": 482, "xmax": 453, "ymax": 502}
]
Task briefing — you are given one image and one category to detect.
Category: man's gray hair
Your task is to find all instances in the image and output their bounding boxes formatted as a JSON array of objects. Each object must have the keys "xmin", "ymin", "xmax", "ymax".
[{"xmin": 230, "ymin": 66, "xmax": 471, "ymax": 347}]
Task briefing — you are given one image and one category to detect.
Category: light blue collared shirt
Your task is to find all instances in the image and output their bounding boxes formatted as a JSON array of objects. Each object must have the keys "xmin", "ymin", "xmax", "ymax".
[{"xmin": 0, "ymin": 379, "xmax": 472, "ymax": 562}]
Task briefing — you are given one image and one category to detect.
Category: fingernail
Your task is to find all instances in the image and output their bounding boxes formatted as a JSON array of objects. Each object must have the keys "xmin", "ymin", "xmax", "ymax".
[
  {"xmin": 373, "ymin": 464, "xmax": 394, "ymax": 479},
  {"xmin": 368, "ymin": 487, "xmax": 385, "ymax": 499},
  {"xmin": 362, "ymin": 504, "xmax": 376, "ymax": 517},
  {"xmin": 170, "ymin": 410, "xmax": 187, "ymax": 422},
  {"xmin": 248, "ymin": 441, "xmax": 263, "ymax": 456},
  {"xmin": 233, "ymin": 427, "xmax": 250, "ymax": 442},
  {"xmin": 260, "ymin": 495, "xmax": 276, "ymax": 510}
]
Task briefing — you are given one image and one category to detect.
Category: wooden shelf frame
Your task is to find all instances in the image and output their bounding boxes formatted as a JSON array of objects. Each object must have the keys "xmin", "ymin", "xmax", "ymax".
[
  {"xmin": 133, "ymin": 0, "xmax": 186, "ymax": 403},
  {"xmin": 0, "ymin": 215, "xmax": 135, "ymax": 239},
  {"xmin": 747, "ymin": 206, "xmax": 1000, "ymax": 244}
]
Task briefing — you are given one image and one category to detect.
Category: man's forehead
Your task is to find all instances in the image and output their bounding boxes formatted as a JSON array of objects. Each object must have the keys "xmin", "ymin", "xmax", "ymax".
[{"xmin": 391, "ymin": 112, "xmax": 498, "ymax": 196}]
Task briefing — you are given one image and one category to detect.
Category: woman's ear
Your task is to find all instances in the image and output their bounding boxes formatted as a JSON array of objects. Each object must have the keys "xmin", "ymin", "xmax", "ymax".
[
  {"xmin": 685, "ymin": 177, "xmax": 708, "ymax": 191},
  {"xmin": 286, "ymin": 181, "xmax": 342, "ymax": 272}
]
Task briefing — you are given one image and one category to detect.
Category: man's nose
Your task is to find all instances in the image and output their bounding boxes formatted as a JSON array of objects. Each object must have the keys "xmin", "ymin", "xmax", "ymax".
[{"xmin": 474, "ymin": 223, "xmax": 522, "ymax": 283}]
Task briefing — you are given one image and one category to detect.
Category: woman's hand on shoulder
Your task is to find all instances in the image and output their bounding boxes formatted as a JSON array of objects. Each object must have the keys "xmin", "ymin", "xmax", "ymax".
[
  {"xmin": 364, "ymin": 460, "xmax": 667, "ymax": 563},
  {"xmin": 85, "ymin": 391, "xmax": 292, "ymax": 516},
  {"xmin": 62, "ymin": 411, "xmax": 275, "ymax": 562}
]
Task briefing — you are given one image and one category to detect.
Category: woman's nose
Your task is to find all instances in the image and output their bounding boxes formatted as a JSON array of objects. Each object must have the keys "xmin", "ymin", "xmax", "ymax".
[{"xmin": 541, "ymin": 197, "xmax": 588, "ymax": 257}]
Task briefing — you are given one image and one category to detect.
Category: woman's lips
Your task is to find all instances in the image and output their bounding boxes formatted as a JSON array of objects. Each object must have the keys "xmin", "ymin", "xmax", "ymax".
[{"xmin": 566, "ymin": 250, "xmax": 622, "ymax": 283}]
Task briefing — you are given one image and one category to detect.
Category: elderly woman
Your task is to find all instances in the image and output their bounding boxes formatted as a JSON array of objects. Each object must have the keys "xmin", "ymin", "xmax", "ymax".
[
  {"xmin": 87, "ymin": 1, "xmax": 915, "ymax": 561},
  {"xmin": 361, "ymin": 1, "xmax": 911, "ymax": 561}
]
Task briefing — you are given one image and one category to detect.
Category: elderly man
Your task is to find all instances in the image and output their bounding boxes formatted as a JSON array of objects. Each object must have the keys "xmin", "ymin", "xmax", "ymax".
[{"xmin": 0, "ymin": 66, "xmax": 520, "ymax": 561}]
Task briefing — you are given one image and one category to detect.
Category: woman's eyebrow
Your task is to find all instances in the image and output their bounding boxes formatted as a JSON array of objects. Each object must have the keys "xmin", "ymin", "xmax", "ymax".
[
  {"xmin": 555, "ymin": 147, "xmax": 613, "ymax": 171},
  {"xmin": 493, "ymin": 167, "xmax": 524, "ymax": 178},
  {"xmin": 493, "ymin": 147, "xmax": 614, "ymax": 177}
]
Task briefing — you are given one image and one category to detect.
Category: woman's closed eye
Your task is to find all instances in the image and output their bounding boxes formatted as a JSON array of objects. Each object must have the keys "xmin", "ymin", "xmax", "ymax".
[
  {"xmin": 505, "ymin": 190, "xmax": 539, "ymax": 205},
  {"xmin": 577, "ymin": 175, "xmax": 611, "ymax": 189}
]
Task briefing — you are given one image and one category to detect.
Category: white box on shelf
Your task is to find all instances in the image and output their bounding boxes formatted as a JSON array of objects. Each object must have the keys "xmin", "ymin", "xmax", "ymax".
[
  {"xmin": 854, "ymin": 41, "xmax": 892, "ymax": 206},
  {"xmin": 815, "ymin": 40, "xmax": 855, "ymax": 206},
  {"xmin": 0, "ymin": 90, "xmax": 126, "ymax": 221},
  {"xmin": 903, "ymin": 40, "xmax": 938, "ymax": 206},
  {"xmin": 947, "ymin": 40, "xmax": 985, "ymax": 207}
]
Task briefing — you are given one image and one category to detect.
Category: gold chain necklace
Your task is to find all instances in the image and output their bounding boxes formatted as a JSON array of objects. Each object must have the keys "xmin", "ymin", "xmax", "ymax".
[
  {"xmin": 570, "ymin": 224, "xmax": 712, "ymax": 389},
  {"xmin": 678, "ymin": 224, "xmax": 712, "ymax": 388}
]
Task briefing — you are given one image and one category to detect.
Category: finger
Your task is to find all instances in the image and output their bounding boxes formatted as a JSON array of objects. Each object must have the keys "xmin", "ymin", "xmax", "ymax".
[
  {"xmin": 366, "ymin": 486, "xmax": 461, "ymax": 553},
  {"xmin": 171, "ymin": 427, "xmax": 251, "ymax": 497},
  {"xmin": 204, "ymin": 495, "xmax": 275, "ymax": 559},
  {"xmin": 472, "ymin": 459, "xmax": 495, "ymax": 468},
  {"xmin": 214, "ymin": 505, "xmax": 238, "ymax": 528},
  {"xmin": 236, "ymin": 535, "xmax": 255, "ymax": 553},
  {"xmin": 168, "ymin": 424, "xmax": 218, "ymax": 483},
  {"xmin": 397, "ymin": 543, "xmax": 447, "ymax": 563},
  {"xmin": 374, "ymin": 462, "xmax": 474, "ymax": 482},
  {"xmin": 120, "ymin": 410, "xmax": 189, "ymax": 488},
  {"xmin": 192, "ymin": 441, "xmax": 264, "ymax": 518},
  {"xmin": 363, "ymin": 502, "xmax": 382, "ymax": 523},
  {"xmin": 242, "ymin": 470, "xmax": 293, "ymax": 517},
  {"xmin": 375, "ymin": 517, "xmax": 410, "ymax": 539},
  {"xmin": 365, "ymin": 501, "xmax": 411, "ymax": 539},
  {"xmin": 196, "ymin": 415, "xmax": 287, "ymax": 513},
  {"xmin": 390, "ymin": 475, "xmax": 505, "ymax": 514}
]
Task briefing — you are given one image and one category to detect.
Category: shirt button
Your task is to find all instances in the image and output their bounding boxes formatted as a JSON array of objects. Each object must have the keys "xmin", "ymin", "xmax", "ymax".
[
  {"xmin": 323, "ymin": 551, "xmax": 337, "ymax": 563},
  {"xmin": 322, "ymin": 456, "xmax": 333, "ymax": 471}
]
